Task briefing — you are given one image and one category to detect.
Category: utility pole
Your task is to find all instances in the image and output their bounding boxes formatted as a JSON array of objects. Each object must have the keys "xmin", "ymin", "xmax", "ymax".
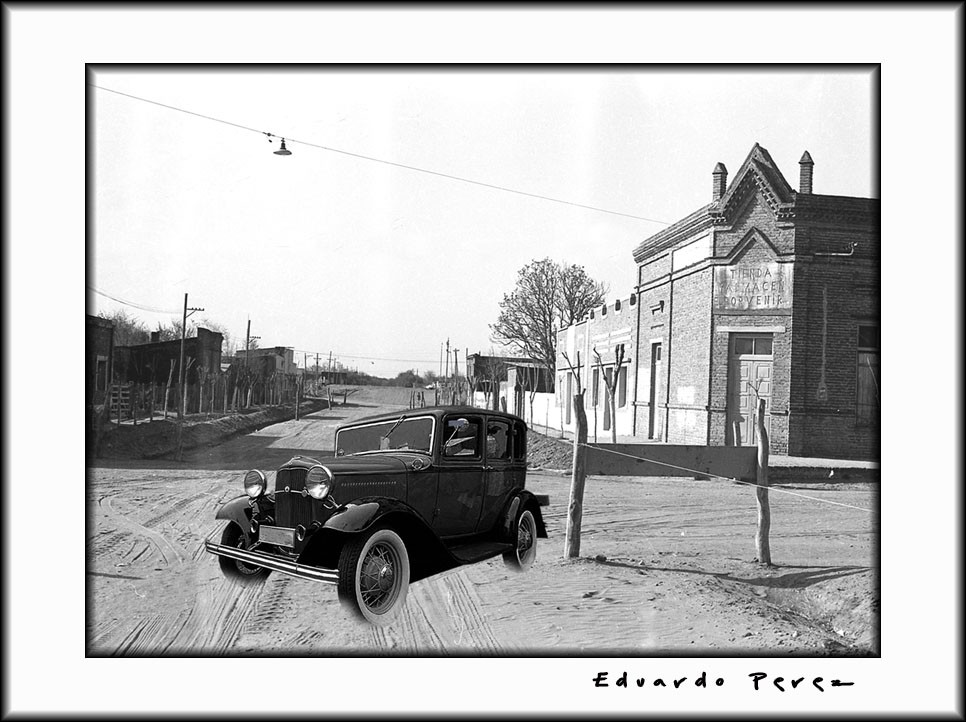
[
  {"xmin": 315, "ymin": 352, "xmax": 319, "ymax": 389},
  {"xmin": 445, "ymin": 338, "xmax": 450, "ymax": 379},
  {"xmin": 178, "ymin": 293, "xmax": 204, "ymax": 420},
  {"xmin": 176, "ymin": 292, "xmax": 203, "ymax": 461}
]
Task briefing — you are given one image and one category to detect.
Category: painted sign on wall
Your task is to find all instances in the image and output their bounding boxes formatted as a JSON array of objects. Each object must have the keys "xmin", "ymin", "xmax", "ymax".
[{"xmin": 714, "ymin": 262, "xmax": 793, "ymax": 312}]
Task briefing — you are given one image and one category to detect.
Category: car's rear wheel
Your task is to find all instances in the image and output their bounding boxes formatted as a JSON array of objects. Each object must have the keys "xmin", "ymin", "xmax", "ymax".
[
  {"xmin": 337, "ymin": 528, "xmax": 410, "ymax": 626},
  {"xmin": 218, "ymin": 522, "xmax": 271, "ymax": 584},
  {"xmin": 503, "ymin": 508, "xmax": 537, "ymax": 571}
]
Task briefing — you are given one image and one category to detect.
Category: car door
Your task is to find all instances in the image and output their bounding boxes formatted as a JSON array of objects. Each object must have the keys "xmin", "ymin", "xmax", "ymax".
[
  {"xmin": 433, "ymin": 414, "xmax": 485, "ymax": 537},
  {"xmin": 476, "ymin": 417, "xmax": 516, "ymax": 534}
]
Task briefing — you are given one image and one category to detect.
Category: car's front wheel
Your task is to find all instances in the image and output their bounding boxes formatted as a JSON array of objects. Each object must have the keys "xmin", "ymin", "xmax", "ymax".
[
  {"xmin": 337, "ymin": 528, "xmax": 410, "ymax": 626},
  {"xmin": 503, "ymin": 508, "xmax": 537, "ymax": 571},
  {"xmin": 218, "ymin": 522, "xmax": 271, "ymax": 584}
]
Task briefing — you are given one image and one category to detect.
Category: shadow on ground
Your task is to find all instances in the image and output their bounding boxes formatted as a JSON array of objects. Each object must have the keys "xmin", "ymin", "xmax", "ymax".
[{"xmin": 590, "ymin": 557, "xmax": 871, "ymax": 591}]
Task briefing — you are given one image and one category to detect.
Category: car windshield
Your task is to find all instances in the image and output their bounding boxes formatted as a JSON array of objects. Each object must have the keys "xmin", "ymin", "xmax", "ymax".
[{"xmin": 335, "ymin": 417, "xmax": 435, "ymax": 456}]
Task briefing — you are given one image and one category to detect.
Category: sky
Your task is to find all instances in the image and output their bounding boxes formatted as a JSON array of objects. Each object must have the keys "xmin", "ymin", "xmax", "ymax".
[{"xmin": 90, "ymin": 67, "xmax": 874, "ymax": 379}]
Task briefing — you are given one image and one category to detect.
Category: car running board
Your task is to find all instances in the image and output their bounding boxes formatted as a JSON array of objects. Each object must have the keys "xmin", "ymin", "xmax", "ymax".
[{"xmin": 447, "ymin": 540, "xmax": 514, "ymax": 565}]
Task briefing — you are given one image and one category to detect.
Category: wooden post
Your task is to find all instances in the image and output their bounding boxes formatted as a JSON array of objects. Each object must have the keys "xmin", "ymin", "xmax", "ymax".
[
  {"xmin": 565, "ymin": 391, "xmax": 588, "ymax": 558},
  {"xmin": 163, "ymin": 360, "xmax": 176, "ymax": 420},
  {"xmin": 562, "ymin": 351, "xmax": 588, "ymax": 559},
  {"xmin": 755, "ymin": 398, "xmax": 772, "ymax": 566},
  {"xmin": 182, "ymin": 357, "xmax": 195, "ymax": 418},
  {"xmin": 295, "ymin": 376, "xmax": 302, "ymax": 421}
]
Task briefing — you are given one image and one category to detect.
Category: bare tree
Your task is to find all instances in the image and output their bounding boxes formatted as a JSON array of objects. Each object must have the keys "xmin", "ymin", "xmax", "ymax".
[
  {"xmin": 477, "ymin": 355, "xmax": 508, "ymax": 411},
  {"xmin": 490, "ymin": 258, "xmax": 607, "ymax": 377},
  {"xmin": 593, "ymin": 345, "xmax": 626, "ymax": 444},
  {"xmin": 521, "ymin": 364, "xmax": 542, "ymax": 427},
  {"xmin": 98, "ymin": 309, "xmax": 151, "ymax": 346}
]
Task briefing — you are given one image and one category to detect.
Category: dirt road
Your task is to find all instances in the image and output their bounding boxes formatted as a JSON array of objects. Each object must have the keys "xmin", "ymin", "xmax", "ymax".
[{"xmin": 87, "ymin": 390, "xmax": 876, "ymax": 656}]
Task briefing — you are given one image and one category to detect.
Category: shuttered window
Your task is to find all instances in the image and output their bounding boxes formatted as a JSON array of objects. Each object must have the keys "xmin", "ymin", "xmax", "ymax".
[{"xmin": 856, "ymin": 326, "xmax": 879, "ymax": 426}]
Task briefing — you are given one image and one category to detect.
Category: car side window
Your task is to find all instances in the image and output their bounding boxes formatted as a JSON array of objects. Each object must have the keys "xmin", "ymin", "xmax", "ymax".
[
  {"xmin": 513, "ymin": 421, "xmax": 527, "ymax": 461},
  {"xmin": 442, "ymin": 417, "xmax": 481, "ymax": 458},
  {"xmin": 486, "ymin": 420, "xmax": 510, "ymax": 461}
]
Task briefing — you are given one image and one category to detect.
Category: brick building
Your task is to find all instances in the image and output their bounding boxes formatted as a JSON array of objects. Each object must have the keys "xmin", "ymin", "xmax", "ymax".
[
  {"xmin": 86, "ymin": 315, "xmax": 115, "ymax": 405},
  {"xmin": 234, "ymin": 346, "xmax": 296, "ymax": 377},
  {"xmin": 115, "ymin": 327, "xmax": 224, "ymax": 386},
  {"xmin": 556, "ymin": 144, "xmax": 879, "ymax": 460}
]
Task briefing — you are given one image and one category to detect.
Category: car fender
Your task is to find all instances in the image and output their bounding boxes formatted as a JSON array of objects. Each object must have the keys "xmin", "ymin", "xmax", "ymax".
[
  {"xmin": 501, "ymin": 490, "xmax": 548, "ymax": 540},
  {"xmin": 215, "ymin": 495, "xmax": 254, "ymax": 544},
  {"xmin": 322, "ymin": 498, "xmax": 425, "ymax": 534},
  {"xmin": 309, "ymin": 498, "xmax": 451, "ymax": 582}
]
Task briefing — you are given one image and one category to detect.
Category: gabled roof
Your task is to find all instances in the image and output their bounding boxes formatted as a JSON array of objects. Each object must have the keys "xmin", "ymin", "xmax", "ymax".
[
  {"xmin": 711, "ymin": 143, "xmax": 795, "ymax": 224},
  {"xmin": 632, "ymin": 143, "xmax": 796, "ymax": 262}
]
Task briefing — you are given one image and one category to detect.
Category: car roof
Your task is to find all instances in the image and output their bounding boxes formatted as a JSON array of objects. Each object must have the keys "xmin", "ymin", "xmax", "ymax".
[{"xmin": 338, "ymin": 405, "xmax": 524, "ymax": 429}]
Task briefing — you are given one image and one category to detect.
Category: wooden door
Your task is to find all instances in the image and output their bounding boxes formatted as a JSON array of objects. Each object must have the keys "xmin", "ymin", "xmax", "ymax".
[
  {"xmin": 727, "ymin": 335, "xmax": 773, "ymax": 446},
  {"xmin": 648, "ymin": 342, "xmax": 662, "ymax": 439}
]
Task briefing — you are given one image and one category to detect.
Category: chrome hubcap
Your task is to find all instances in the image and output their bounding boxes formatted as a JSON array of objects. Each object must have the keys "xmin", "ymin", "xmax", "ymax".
[
  {"xmin": 518, "ymin": 517, "xmax": 534, "ymax": 560},
  {"xmin": 360, "ymin": 542, "xmax": 398, "ymax": 611}
]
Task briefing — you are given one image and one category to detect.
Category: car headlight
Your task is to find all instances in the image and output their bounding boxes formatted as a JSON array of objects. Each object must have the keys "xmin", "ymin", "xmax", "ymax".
[
  {"xmin": 244, "ymin": 469, "xmax": 267, "ymax": 498},
  {"xmin": 306, "ymin": 465, "xmax": 334, "ymax": 500}
]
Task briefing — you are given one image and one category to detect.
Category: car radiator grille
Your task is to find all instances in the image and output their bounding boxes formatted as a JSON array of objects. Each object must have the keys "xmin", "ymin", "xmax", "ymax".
[
  {"xmin": 276, "ymin": 467, "xmax": 307, "ymax": 493},
  {"xmin": 274, "ymin": 468, "xmax": 311, "ymax": 528},
  {"xmin": 274, "ymin": 492, "xmax": 314, "ymax": 529}
]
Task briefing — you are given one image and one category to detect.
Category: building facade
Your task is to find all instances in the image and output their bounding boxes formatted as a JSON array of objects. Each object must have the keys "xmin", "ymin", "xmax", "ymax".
[
  {"xmin": 556, "ymin": 144, "xmax": 879, "ymax": 460},
  {"xmin": 86, "ymin": 315, "xmax": 115, "ymax": 405},
  {"xmin": 234, "ymin": 346, "xmax": 297, "ymax": 376},
  {"xmin": 466, "ymin": 353, "xmax": 553, "ymax": 415},
  {"xmin": 115, "ymin": 327, "xmax": 224, "ymax": 385},
  {"xmin": 556, "ymin": 294, "xmax": 637, "ymax": 439}
]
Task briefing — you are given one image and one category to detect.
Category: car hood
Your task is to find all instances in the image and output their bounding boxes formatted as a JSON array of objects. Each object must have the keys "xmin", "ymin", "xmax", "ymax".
[{"xmin": 279, "ymin": 452, "xmax": 430, "ymax": 476}]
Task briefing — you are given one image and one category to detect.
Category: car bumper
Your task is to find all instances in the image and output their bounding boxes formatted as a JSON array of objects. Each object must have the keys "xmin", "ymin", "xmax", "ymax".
[{"xmin": 204, "ymin": 530, "xmax": 339, "ymax": 585}]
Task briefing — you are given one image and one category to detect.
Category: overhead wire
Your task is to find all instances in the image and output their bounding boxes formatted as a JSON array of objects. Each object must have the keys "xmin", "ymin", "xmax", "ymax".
[
  {"xmin": 88, "ymin": 285, "xmax": 181, "ymax": 314},
  {"xmin": 293, "ymin": 349, "xmax": 438, "ymax": 365},
  {"xmin": 90, "ymin": 84, "xmax": 673, "ymax": 225},
  {"xmin": 89, "ymin": 287, "xmax": 440, "ymax": 364}
]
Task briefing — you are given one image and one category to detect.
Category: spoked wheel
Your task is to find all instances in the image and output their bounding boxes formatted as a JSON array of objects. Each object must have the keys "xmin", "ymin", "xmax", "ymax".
[
  {"xmin": 218, "ymin": 522, "xmax": 271, "ymax": 584},
  {"xmin": 503, "ymin": 508, "xmax": 537, "ymax": 571},
  {"xmin": 337, "ymin": 528, "xmax": 410, "ymax": 626}
]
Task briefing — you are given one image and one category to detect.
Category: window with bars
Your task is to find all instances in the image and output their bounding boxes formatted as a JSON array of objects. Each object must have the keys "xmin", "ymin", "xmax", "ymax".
[{"xmin": 856, "ymin": 325, "xmax": 879, "ymax": 426}]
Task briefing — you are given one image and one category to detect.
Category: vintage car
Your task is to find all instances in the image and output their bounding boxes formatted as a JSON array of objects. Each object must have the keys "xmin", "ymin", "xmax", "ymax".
[{"xmin": 205, "ymin": 406, "xmax": 548, "ymax": 625}]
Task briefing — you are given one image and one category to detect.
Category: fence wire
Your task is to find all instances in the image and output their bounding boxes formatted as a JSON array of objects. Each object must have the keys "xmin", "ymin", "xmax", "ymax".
[{"xmin": 577, "ymin": 442, "xmax": 875, "ymax": 514}]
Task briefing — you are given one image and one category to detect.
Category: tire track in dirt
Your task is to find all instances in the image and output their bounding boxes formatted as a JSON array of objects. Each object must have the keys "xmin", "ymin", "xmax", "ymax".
[
  {"xmin": 360, "ymin": 570, "xmax": 504, "ymax": 655},
  {"xmin": 441, "ymin": 572, "xmax": 503, "ymax": 653},
  {"xmin": 173, "ymin": 576, "xmax": 266, "ymax": 653},
  {"xmin": 142, "ymin": 490, "xmax": 215, "ymax": 528},
  {"xmin": 98, "ymin": 496, "xmax": 187, "ymax": 566}
]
